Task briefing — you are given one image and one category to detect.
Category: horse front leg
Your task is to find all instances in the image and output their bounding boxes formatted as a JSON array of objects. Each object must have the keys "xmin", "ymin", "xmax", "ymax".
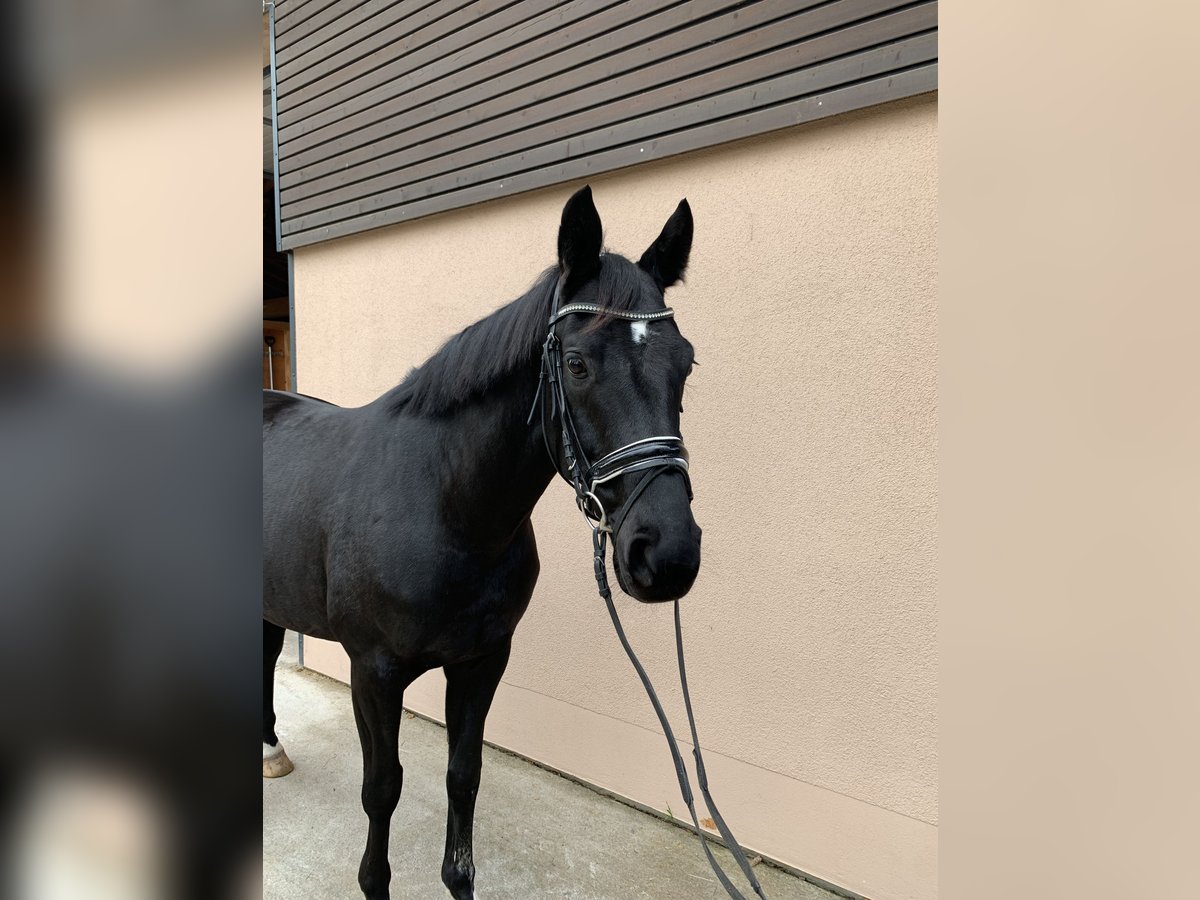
[
  {"xmin": 441, "ymin": 639, "xmax": 512, "ymax": 900},
  {"xmin": 351, "ymin": 655, "xmax": 415, "ymax": 900}
]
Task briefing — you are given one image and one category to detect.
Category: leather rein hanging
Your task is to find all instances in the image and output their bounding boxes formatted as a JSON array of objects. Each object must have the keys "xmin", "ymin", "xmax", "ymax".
[{"xmin": 527, "ymin": 282, "xmax": 768, "ymax": 900}]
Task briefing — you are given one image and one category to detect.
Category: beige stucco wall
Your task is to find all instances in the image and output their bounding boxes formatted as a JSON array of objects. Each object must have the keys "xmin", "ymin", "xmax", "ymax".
[{"xmin": 292, "ymin": 94, "xmax": 937, "ymax": 900}]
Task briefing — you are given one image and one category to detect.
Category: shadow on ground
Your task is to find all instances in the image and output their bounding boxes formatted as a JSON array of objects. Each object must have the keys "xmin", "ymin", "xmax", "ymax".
[{"xmin": 264, "ymin": 636, "xmax": 841, "ymax": 900}]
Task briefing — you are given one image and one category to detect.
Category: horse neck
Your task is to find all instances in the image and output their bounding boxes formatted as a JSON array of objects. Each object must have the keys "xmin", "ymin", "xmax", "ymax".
[{"xmin": 433, "ymin": 364, "xmax": 558, "ymax": 545}]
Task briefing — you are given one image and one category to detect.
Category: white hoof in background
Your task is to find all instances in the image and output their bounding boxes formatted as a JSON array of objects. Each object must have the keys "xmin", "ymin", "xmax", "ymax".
[{"xmin": 263, "ymin": 742, "xmax": 294, "ymax": 778}]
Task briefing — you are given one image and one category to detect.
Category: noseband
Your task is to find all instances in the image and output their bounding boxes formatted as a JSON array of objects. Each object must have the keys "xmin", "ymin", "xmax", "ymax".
[{"xmin": 528, "ymin": 281, "xmax": 768, "ymax": 900}]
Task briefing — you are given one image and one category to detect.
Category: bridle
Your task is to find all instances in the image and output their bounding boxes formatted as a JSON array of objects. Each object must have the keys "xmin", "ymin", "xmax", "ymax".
[
  {"xmin": 528, "ymin": 291, "xmax": 692, "ymax": 535},
  {"xmin": 528, "ymin": 279, "xmax": 769, "ymax": 900}
]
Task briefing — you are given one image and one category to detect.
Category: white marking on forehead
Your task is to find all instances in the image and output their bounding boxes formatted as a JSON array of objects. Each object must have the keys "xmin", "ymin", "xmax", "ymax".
[{"xmin": 630, "ymin": 321, "xmax": 649, "ymax": 343}]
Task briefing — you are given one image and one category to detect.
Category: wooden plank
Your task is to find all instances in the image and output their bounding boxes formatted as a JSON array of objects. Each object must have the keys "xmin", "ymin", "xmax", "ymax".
[
  {"xmin": 280, "ymin": 0, "xmax": 825, "ymax": 165},
  {"xmin": 272, "ymin": 0, "xmax": 307, "ymax": 25},
  {"xmin": 276, "ymin": 0, "xmax": 709, "ymax": 132},
  {"xmin": 276, "ymin": 0, "xmax": 628, "ymax": 151},
  {"xmin": 276, "ymin": 0, "xmax": 407, "ymax": 64},
  {"xmin": 281, "ymin": 0, "xmax": 922, "ymax": 196},
  {"xmin": 278, "ymin": 1, "xmax": 433, "ymax": 57},
  {"xmin": 276, "ymin": 0, "xmax": 512, "ymax": 102},
  {"xmin": 280, "ymin": 0, "xmax": 556, "ymax": 91},
  {"xmin": 282, "ymin": 33, "xmax": 937, "ymax": 234},
  {"xmin": 277, "ymin": 0, "xmax": 792, "ymax": 159},
  {"xmin": 275, "ymin": 0, "xmax": 343, "ymax": 36},
  {"xmin": 280, "ymin": 64, "xmax": 937, "ymax": 249},
  {"xmin": 276, "ymin": 0, "xmax": 378, "ymax": 49},
  {"xmin": 276, "ymin": 0, "xmax": 475, "ymax": 79},
  {"xmin": 280, "ymin": 0, "xmax": 912, "ymax": 195}
]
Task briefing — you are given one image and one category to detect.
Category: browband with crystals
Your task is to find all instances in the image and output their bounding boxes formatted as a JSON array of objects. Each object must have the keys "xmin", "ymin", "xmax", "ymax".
[{"xmin": 550, "ymin": 303, "xmax": 676, "ymax": 325}]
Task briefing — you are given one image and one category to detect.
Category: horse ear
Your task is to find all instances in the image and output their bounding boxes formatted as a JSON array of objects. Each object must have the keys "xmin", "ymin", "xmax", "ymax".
[
  {"xmin": 557, "ymin": 185, "xmax": 603, "ymax": 292},
  {"xmin": 638, "ymin": 199, "xmax": 693, "ymax": 289}
]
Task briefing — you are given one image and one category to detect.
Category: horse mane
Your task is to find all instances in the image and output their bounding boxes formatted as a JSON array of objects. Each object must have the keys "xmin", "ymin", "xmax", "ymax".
[{"xmin": 383, "ymin": 254, "xmax": 655, "ymax": 418}]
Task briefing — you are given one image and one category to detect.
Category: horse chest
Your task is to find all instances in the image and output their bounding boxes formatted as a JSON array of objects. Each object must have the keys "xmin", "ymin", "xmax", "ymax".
[{"xmin": 334, "ymin": 525, "xmax": 539, "ymax": 665}]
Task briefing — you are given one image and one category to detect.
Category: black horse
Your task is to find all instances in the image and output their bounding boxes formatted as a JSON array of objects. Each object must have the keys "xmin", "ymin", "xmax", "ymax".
[{"xmin": 263, "ymin": 186, "xmax": 700, "ymax": 900}]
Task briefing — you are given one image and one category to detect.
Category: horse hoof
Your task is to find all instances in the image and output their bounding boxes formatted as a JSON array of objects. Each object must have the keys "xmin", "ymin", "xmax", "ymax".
[{"xmin": 263, "ymin": 743, "xmax": 294, "ymax": 778}]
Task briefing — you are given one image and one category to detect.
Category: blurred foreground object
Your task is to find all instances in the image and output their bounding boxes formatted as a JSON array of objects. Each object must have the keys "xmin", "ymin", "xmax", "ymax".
[{"xmin": 1, "ymin": 1, "xmax": 260, "ymax": 897}]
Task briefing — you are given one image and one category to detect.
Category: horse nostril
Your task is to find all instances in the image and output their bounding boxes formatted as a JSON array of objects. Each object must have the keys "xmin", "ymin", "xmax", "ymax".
[{"xmin": 625, "ymin": 531, "xmax": 657, "ymax": 585}]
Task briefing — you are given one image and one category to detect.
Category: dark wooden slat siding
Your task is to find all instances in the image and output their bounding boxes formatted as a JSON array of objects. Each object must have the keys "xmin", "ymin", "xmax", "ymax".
[
  {"xmin": 286, "ymin": 65, "xmax": 937, "ymax": 249},
  {"xmin": 272, "ymin": 0, "xmax": 938, "ymax": 250},
  {"xmin": 275, "ymin": 0, "xmax": 398, "ymax": 49},
  {"xmin": 275, "ymin": 0, "xmax": 412, "ymax": 69},
  {"xmin": 274, "ymin": 0, "xmax": 345, "ymax": 37},
  {"xmin": 276, "ymin": 0, "xmax": 630, "ymax": 150},
  {"xmin": 276, "ymin": 0, "xmax": 512, "ymax": 108},
  {"xmin": 285, "ymin": 32, "xmax": 937, "ymax": 234},
  {"xmin": 280, "ymin": 0, "xmax": 815, "ymax": 180},
  {"xmin": 280, "ymin": 0, "xmax": 927, "ymax": 199},
  {"xmin": 278, "ymin": 0, "xmax": 506, "ymax": 94},
  {"xmin": 276, "ymin": 0, "xmax": 667, "ymax": 128}
]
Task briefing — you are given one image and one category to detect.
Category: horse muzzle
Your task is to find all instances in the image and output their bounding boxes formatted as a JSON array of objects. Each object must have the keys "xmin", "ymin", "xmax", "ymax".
[{"xmin": 613, "ymin": 520, "xmax": 702, "ymax": 603}]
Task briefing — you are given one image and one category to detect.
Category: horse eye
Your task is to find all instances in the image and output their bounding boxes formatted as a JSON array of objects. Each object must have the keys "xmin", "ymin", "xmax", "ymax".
[{"xmin": 566, "ymin": 357, "xmax": 587, "ymax": 377}]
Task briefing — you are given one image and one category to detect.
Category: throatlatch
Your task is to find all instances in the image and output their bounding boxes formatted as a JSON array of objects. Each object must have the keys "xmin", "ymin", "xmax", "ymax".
[{"xmin": 530, "ymin": 282, "xmax": 768, "ymax": 900}]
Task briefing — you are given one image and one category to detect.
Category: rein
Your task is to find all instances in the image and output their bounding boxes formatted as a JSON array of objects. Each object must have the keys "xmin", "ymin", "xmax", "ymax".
[{"xmin": 528, "ymin": 283, "xmax": 768, "ymax": 900}]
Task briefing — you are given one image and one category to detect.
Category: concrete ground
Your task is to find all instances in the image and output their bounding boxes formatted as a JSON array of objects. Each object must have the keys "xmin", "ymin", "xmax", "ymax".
[{"xmin": 265, "ymin": 635, "xmax": 841, "ymax": 900}]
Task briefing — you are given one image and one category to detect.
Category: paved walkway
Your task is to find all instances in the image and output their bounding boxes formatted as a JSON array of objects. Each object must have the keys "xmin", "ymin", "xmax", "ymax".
[{"xmin": 264, "ymin": 638, "xmax": 841, "ymax": 900}]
